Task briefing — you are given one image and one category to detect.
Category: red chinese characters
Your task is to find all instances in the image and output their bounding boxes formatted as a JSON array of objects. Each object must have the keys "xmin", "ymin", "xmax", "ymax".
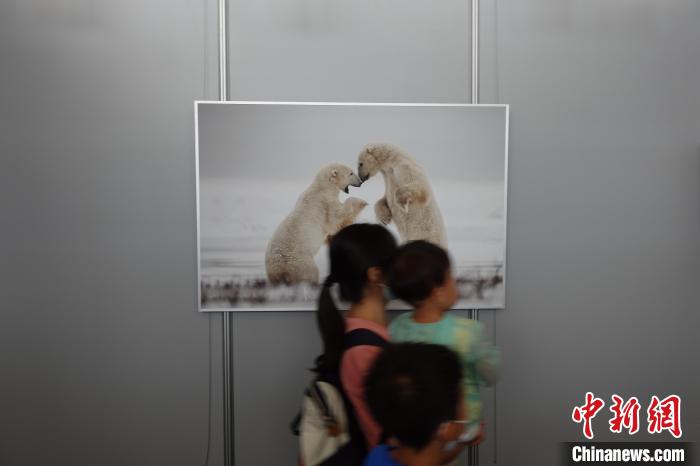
[
  {"xmin": 572, "ymin": 393, "xmax": 683, "ymax": 439},
  {"xmin": 572, "ymin": 392, "xmax": 605, "ymax": 439},
  {"xmin": 609, "ymin": 394, "xmax": 640, "ymax": 434},
  {"xmin": 647, "ymin": 395, "xmax": 682, "ymax": 438}
]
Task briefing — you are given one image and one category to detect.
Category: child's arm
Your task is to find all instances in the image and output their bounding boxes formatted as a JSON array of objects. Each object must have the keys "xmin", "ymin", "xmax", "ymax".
[{"xmin": 473, "ymin": 328, "xmax": 500, "ymax": 385}]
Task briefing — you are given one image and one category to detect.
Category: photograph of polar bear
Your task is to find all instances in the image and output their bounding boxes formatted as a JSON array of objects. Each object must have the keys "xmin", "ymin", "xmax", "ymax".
[
  {"xmin": 358, "ymin": 142, "xmax": 448, "ymax": 248},
  {"xmin": 196, "ymin": 102, "xmax": 508, "ymax": 311},
  {"xmin": 265, "ymin": 163, "xmax": 366, "ymax": 285}
]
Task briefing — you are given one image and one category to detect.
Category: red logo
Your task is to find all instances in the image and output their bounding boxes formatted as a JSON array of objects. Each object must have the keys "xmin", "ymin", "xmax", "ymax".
[
  {"xmin": 572, "ymin": 392, "xmax": 605, "ymax": 439},
  {"xmin": 572, "ymin": 393, "xmax": 682, "ymax": 439},
  {"xmin": 609, "ymin": 395, "xmax": 641, "ymax": 435},
  {"xmin": 647, "ymin": 395, "xmax": 682, "ymax": 438}
]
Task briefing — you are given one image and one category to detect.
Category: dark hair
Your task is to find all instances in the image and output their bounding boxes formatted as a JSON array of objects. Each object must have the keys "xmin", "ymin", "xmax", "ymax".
[
  {"xmin": 387, "ymin": 240, "xmax": 451, "ymax": 306},
  {"xmin": 365, "ymin": 342, "xmax": 462, "ymax": 450},
  {"xmin": 315, "ymin": 223, "xmax": 397, "ymax": 373}
]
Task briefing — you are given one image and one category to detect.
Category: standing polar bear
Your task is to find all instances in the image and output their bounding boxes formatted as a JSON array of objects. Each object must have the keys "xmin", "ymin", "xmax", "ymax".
[
  {"xmin": 357, "ymin": 143, "xmax": 447, "ymax": 247},
  {"xmin": 265, "ymin": 163, "xmax": 367, "ymax": 285}
]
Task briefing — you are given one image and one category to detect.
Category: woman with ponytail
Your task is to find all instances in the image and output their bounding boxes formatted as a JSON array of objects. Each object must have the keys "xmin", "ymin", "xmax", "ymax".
[{"xmin": 315, "ymin": 223, "xmax": 397, "ymax": 448}]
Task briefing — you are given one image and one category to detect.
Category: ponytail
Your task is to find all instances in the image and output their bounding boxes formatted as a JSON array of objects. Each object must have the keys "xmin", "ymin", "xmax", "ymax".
[
  {"xmin": 313, "ymin": 223, "xmax": 398, "ymax": 373},
  {"xmin": 314, "ymin": 276, "xmax": 345, "ymax": 373}
]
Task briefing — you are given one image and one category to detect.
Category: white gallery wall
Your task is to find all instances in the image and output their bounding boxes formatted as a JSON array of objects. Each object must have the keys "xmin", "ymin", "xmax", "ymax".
[
  {"xmin": 0, "ymin": 1, "xmax": 222, "ymax": 465},
  {"xmin": 0, "ymin": 1, "xmax": 698, "ymax": 466}
]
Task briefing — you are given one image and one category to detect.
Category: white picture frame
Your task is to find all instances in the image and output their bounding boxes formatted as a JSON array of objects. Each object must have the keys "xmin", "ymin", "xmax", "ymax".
[{"xmin": 195, "ymin": 101, "xmax": 509, "ymax": 312}]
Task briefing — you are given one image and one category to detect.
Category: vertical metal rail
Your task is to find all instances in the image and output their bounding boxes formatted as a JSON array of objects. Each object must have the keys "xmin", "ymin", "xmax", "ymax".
[
  {"xmin": 468, "ymin": 4, "xmax": 480, "ymax": 466},
  {"xmin": 222, "ymin": 315, "xmax": 232, "ymax": 466},
  {"xmin": 218, "ymin": 1, "xmax": 233, "ymax": 465},
  {"xmin": 471, "ymin": 0, "xmax": 479, "ymax": 105},
  {"xmin": 218, "ymin": 0, "xmax": 228, "ymax": 102},
  {"xmin": 465, "ymin": 307, "xmax": 479, "ymax": 466}
]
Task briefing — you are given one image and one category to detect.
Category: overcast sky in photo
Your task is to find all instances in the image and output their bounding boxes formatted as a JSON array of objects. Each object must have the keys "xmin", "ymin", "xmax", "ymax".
[{"xmin": 197, "ymin": 103, "xmax": 507, "ymax": 184}]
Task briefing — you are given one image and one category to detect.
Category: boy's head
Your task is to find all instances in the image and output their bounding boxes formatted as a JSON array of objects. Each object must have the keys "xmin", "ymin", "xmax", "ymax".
[
  {"xmin": 365, "ymin": 342, "xmax": 464, "ymax": 451},
  {"xmin": 387, "ymin": 240, "xmax": 458, "ymax": 309}
]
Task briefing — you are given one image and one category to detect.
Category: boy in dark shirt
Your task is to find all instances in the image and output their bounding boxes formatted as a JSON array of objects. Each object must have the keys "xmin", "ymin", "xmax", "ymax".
[{"xmin": 363, "ymin": 343, "xmax": 466, "ymax": 466}]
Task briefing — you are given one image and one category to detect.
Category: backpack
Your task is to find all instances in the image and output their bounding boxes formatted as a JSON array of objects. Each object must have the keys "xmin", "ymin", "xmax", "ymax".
[{"xmin": 291, "ymin": 328, "xmax": 388, "ymax": 466}]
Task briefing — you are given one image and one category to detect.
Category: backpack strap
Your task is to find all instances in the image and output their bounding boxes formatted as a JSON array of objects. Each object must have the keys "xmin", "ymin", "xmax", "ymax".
[
  {"xmin": 342, "ymin": 328, "xmax": 388, "ymax": 446},
  {"xmin": 290, "ymin": 329, "xmax": 387, "ymax": 437},
  {"xmin": 343, "ymin": 328, "xmax": 388, "ymax": 351}
]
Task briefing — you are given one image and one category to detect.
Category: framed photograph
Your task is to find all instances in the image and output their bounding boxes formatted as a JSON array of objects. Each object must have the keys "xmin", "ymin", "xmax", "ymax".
[{"xmin": 195, "ymin": 102, "xmax": 509, "ymax": 311}]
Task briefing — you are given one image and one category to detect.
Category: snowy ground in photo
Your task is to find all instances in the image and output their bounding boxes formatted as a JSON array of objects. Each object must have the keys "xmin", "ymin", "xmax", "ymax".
[{"xmin": 199, "ymin": 176, "xmax": 506, "ymax": 310}]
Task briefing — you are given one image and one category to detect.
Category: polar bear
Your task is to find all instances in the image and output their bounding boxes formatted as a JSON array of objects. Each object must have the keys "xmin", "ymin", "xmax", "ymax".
[
  {"xmin": 265, "ymin": 163, "xmax": 367, "ymax": 285},
  {"xmin": 357, "ymin": 143, "xmax": 447, "ymax": 247}
]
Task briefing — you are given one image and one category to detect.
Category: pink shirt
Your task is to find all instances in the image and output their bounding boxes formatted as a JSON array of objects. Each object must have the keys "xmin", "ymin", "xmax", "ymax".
[{"xmin": 339, "ymin": 317, "xmax": 390, "ymax": 448}]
